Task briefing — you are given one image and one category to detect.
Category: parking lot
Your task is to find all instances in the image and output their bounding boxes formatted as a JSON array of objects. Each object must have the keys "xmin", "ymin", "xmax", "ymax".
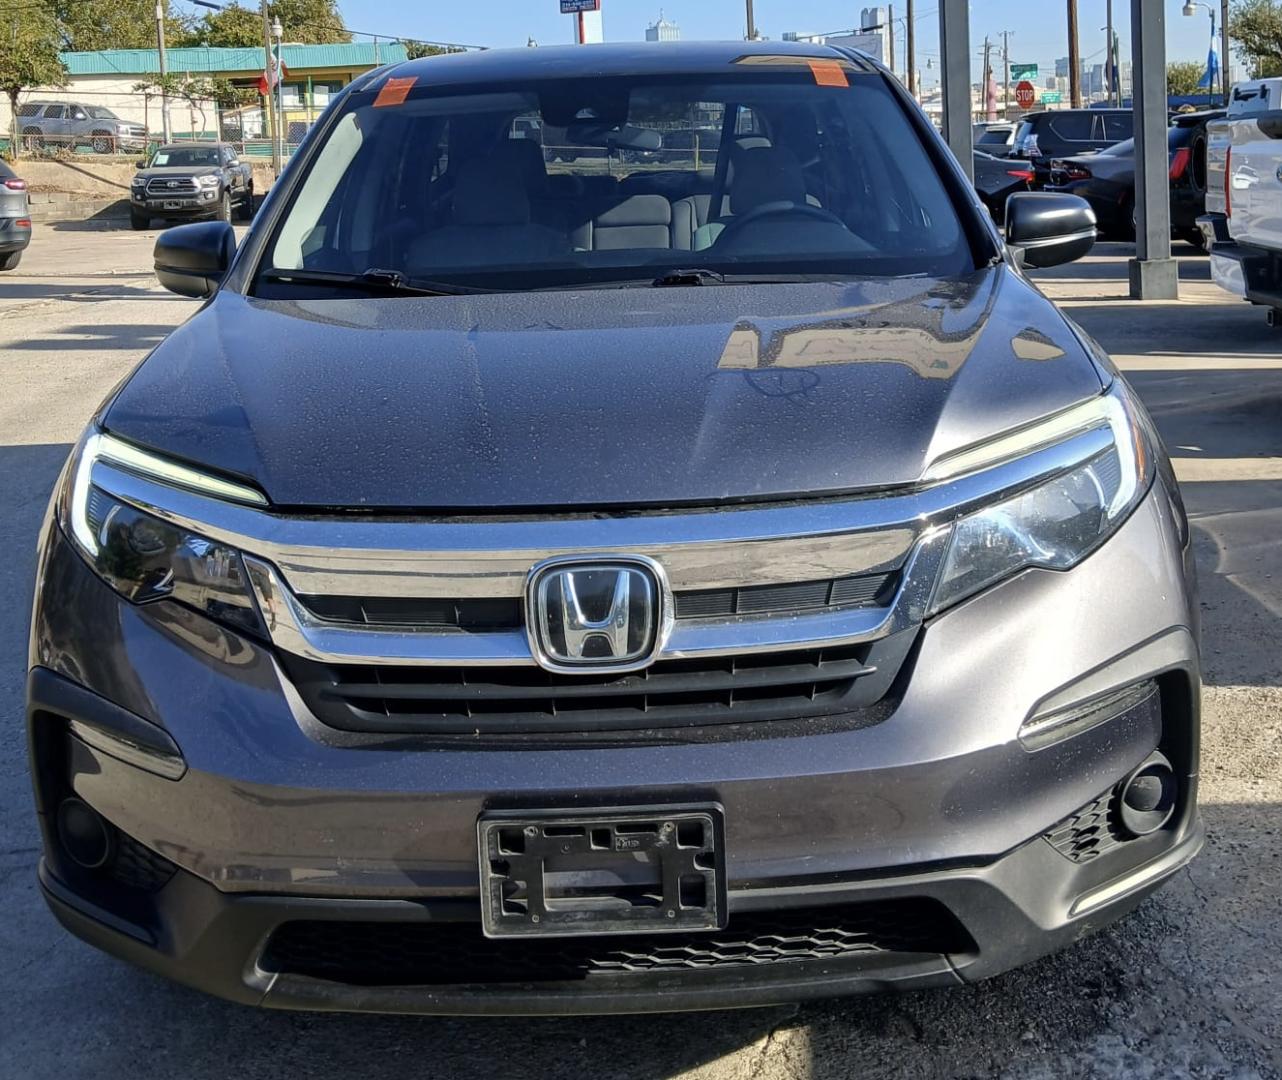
[{"xmin": 1, "ymin": 227, "xmax": 1279, "ymax": 1079}]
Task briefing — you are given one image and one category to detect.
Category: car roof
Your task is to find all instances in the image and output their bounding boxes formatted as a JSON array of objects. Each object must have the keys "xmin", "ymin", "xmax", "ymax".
[{"xmin": 382, "ymin": 40, "xmax": 881, "ymax": 86}]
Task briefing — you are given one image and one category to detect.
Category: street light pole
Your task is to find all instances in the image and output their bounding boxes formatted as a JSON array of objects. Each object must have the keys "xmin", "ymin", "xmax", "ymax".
[
  {"xmin": 272, "ymin": 16, "xmax": 285, "ymax": 167},
  {"xmin": 906, "ymin": 0, "xmax": 916, "ymax": 97},
  {"xmin": 1222, "ymin": 0, "xmax": 1230, "ymax": 104},
  {"xmin": 155, "ymin": 1, "xmax": 171, "ymax": 143},
  {"xmin": 745, "ymin": 0, "xmax": 756, "ymax": 41}
]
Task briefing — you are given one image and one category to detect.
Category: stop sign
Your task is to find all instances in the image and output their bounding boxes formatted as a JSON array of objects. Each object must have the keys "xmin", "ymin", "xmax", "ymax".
[{"xmin": 1015, "ymin": 80, "xmax": 1036, "ymax": 110}]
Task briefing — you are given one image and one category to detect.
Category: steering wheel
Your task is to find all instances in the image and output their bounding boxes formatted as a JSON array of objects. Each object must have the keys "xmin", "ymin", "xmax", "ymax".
[{"xmin": 712, "ymin": 202, "xmax": 848, "ymax": 247}]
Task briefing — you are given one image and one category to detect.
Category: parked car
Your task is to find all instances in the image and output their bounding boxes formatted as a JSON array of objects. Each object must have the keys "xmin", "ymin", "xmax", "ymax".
[
  {"xmin": 16, "ymin": 100, "xmax": 147, "ymax": 154},
  {"xmin": 128, "ymin": 142, "xmax": 254, "ymax": 230},
  {"xmin": 972, "ymin": 149, "xmax": 1034, "ymax": 223},
  {"xmin": 1012, "ymin": 108, "xmax": 1134, "ymax": 185},
  {"xmin": 1045, "ymin": 111, "xmax": 1224, "ymax": 245},
  {"xmin": 28, "ymin": 41, "xmax": 1200, "ymax": 1016},
  {"xmin": 1199, "ymin": 78, "xmax": 1282, "ymax": 320},
  {"xmin": 0, "ymin": 160, "xmax": 31, "ymax": 271},
  {"xmin": 972, "ymin": 121, "xmax": 1017, "ymax": 155}
]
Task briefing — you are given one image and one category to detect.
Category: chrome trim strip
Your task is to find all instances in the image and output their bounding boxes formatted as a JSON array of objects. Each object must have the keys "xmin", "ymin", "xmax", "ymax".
[
  {"xmin": 91, "ymin": 422, "xmax": 1113, "ymax": 602},
  {"xmin": 243, "ymin": 528, "xmax": 951, "ymax": 667}
]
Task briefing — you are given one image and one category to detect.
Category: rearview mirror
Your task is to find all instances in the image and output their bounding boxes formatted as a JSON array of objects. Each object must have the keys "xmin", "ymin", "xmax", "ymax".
[
  {"xmin": 154, "ymin": 221, "xmax": 236, "ymax": 298},
  {"xmin": 1005, "ymin": 192, "xmax": 1097, "ymax": 268}
]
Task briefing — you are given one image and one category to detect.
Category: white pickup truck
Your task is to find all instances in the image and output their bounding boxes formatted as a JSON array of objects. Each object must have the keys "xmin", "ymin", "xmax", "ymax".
[{"xmin": 1201, "ymin": 78, "xmax": 1282, "ymax": 322}]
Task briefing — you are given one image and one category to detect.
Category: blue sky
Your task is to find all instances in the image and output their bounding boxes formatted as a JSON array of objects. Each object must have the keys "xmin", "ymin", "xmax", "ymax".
[{"xmin": 303, "ymin": 1, "xmax": 1223, "ymax": 79}]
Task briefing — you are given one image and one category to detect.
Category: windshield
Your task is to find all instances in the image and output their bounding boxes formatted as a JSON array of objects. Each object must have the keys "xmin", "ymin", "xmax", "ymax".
[
  {"xmin": 258, "ymin": 61, "xmax": 972, "ymax": 295},
  {"xmin": 86, "ymin": 107, "xmax": 119, "ymax": 120},
  {"xmin": 151, "ymin": 147, "xmax": 221, "ymax": 167}
]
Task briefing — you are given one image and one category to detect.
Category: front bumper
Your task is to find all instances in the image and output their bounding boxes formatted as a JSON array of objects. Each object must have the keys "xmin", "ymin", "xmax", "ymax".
[
  {"xmin": 131, "ymin": 189, "xmax": 222, "ymax": 216},
  {"xmin": 27, "ymin": 482, "xmax": 1202, "ymax": 1013}
]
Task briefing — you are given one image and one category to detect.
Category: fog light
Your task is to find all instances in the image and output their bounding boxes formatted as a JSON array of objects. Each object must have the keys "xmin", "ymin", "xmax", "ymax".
[
  {"xmin": 1118, "ymin": 752, "xmax": 1177, "ymax": 837},
  {"xmin": 56, "ymin": 797, "xmax": 114, "ymax": 870}
]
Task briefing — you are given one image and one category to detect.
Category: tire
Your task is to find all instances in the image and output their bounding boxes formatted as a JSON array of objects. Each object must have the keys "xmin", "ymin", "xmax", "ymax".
[
  {"xmin": 1109, "ymin": 196, "xmax": 1136, "ymax": 242},
  {"xmin": 0, "ymin": 250, "xmax": 21, "ymax": 271},
  {"xmin": 216, "ymin": 191, "xmax": 231, "ymax": 224},
  {"xmin": 235, "ymin": 185, "xmax": 254, "ymax": 222},
  {"xmin": 91, "ymin": 131, "xmax": 113, "ymax": 154},
  {"xmin": 129, "ymin": 208, "xmax": 149, "ymax": 231}
]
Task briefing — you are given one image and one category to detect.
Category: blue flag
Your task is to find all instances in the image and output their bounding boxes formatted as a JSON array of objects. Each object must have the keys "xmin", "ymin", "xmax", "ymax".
[{"xmin": 1199, "ymin": 37, "xmax": 1220, "ymax": 89}]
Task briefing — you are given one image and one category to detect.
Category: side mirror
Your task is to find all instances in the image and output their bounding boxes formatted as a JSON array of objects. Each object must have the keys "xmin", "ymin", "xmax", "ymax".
[
  {"xmin": 1005, "ymin": 192, "xmax": 1097, "ymax": 269},
  {"xmin": 135, "ymin": 160, "xmax": 147, "ymax": 170},
  {"xmin": 154, "ymin": 221, "xmax": 236, "ymax": 298}
]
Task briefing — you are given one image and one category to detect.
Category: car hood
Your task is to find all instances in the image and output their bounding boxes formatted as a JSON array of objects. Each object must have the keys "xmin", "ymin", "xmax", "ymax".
[{"xmin": 103, "ymin": 268, "xmax": 1104, "ymax": 510}]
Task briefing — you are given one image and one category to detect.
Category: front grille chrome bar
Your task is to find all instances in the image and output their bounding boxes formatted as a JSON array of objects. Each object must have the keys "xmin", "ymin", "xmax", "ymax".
[{"xmin": 91, "ymin": 419, "xmax": 1115, "ymax": 666}]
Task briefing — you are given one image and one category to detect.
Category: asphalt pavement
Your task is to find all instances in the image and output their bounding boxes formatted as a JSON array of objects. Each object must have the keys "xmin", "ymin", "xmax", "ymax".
[{"xmin": 0, "ymin": 229, "xmax": 1279, "ymax": 1079}]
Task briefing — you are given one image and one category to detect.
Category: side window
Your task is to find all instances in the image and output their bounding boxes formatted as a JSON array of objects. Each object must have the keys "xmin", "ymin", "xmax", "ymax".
[
  {"xmin": 1104, "ymin": 113, "xmax": 1133, "ymax": 141},
  {"xmin": 735, "ymin": 106, "xmax": 764, "ymax": 136},
  {"xmin": 17, "ymin": 103, "xmax": 40, "ymax": 117},
  {"xmin": 1047, "ymin": 112, "xmax": 1094, "ymax": 142},
  {"xmin": 43, "ymin": 105, "xmax": 65, "ymax": 119}
]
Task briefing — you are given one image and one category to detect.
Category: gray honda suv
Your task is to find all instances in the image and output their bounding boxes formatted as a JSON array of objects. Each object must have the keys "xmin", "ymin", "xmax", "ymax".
[{"xmin": 27, "ymin": 42, "xmax": 1201, "ymax": 1015}]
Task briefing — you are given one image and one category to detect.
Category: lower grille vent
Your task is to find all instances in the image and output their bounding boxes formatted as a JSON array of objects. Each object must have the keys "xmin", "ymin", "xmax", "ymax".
[
  {"xmin": 1044, "ymin": 788, "xmax": 1127, "ymax": 863},
  {"xmin": 261, "ymin": 900, "xmax": 973, "ymax": 986}
]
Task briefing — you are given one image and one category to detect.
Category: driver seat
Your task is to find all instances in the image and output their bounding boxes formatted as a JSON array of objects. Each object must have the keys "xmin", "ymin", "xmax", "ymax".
[{"xmin": 692, "ymin": 147, "xmax": 814, "ymax": 251}]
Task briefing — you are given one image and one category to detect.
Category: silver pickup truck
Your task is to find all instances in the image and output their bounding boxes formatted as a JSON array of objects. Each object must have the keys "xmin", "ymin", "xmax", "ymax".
[{"xmin": 1200, "ymin": 78, "xmax": 1282, "ymax": 323}]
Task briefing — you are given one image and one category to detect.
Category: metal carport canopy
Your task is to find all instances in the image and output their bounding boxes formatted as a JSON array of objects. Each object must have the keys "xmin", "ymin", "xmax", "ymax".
[{"xmin": 935, "ymin": 0, "xmax": 1177, "ymax": 299}]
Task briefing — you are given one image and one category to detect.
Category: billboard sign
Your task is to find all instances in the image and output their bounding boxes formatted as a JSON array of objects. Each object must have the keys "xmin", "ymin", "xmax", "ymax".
[{"xmin": 560, "ymin": 0, "xmax": 601, "ymax": 11}]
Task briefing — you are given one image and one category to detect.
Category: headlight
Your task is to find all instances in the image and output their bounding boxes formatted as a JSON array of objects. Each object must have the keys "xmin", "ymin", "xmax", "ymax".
[
  {"xmin": 60, "ymin": 430, "xmax": 269, "ymax": 637},
  {"xmin": 197, "ymin": 175, "xmax": 220, "ymax": 187},
  {"xmin": 929, "ymin": 382, "xmax": 1153, "ymax": 615},
  {"xmin": 130, "ymin": 176, "xmax": 145, "ymax": 187}
]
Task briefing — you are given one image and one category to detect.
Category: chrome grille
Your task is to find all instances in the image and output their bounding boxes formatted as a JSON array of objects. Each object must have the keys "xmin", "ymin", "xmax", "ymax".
[{"xmin": 145, "ymin": 177, "xmax": 197, "ymax": 196}]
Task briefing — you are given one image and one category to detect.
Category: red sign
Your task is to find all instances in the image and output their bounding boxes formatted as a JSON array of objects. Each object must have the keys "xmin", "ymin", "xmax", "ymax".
[{"xmin": 1015, "ymin": 80, "xmax": 1036, "ymax": 110}]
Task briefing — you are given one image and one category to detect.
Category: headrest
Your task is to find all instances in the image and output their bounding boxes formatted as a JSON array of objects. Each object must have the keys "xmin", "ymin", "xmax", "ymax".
[
  {"xmin": 729, "ymin": 147, "xmax": 806, "ymax": 216},
  {"xmin": 490, "ymin": 138, "xmax": 548, "ymax": 194},
  {"xmin": 453, "ymin": 158, "xmax": 531, "ymax": 227}
]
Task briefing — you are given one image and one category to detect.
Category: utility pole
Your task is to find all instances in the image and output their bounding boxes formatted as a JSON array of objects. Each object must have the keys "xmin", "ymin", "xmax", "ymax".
[
  {"xmin": 1001, "ymin": 30, "xmax": 1013, "ymax": 119},
  {"xmin": 261, "ymin": 0, "xmax": 279, "ymax": 176},
  {"xmin": 888, "ymin": 4, "xmax": 895, "ymax": 78},
  {"xmin": 982, "ymin": 36, "xmax": 995, "ymax": 121},
  {"xmin": 1105, "ymin": 0, "xmax": 1115, "ymax": 105},
  {"xmin": 155, "ymin": 1, "xmax": 171, "ymax": 143},
  {"xmin": 906, "ymin": 0, "xmax": 916, "ymax": 97},
  {"xmin": 745, "ymin": 0, "xmax": 756, "ymax": 41},
  {"xmin": 1068, "ymin": 0, "xmax": 1081, "ymax": 107},
  {"xmin": 1221, "ymin": 0, "xmax": 1231, "ymax": 104}
]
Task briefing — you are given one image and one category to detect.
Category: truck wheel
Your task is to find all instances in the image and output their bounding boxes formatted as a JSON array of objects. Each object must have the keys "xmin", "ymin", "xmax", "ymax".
[
  {"xmin": 235, "ymin": 184, "xmax": 254, "ymax": 221},
  {"xmin": 0, "ymin": 251, "xmax": 21, "ymax": 271},
  {"xmin": 217, "ymin": 191, "xmax": 231, "ymax": 223},
  {"xmin": 91, "ymin": 131, "xmax": 114, "ymax": 154},
  {"xmin": 129, "ymin": 208, "xmax": 150, "ymax": 231}
]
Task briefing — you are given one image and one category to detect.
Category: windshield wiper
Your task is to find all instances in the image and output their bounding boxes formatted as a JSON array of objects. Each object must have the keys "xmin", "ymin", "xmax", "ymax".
[
  {"xmin": 259, "ymin": 267, "xmax": 489, "ymax": 296},
  {"xmin": 652, "ymin": 268, "xmax": 727, "ymax": 287}
]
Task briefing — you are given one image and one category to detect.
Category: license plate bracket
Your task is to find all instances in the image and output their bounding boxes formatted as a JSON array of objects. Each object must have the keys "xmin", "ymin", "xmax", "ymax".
[
  {"xmin": 478, "ymin": 806, "xmax": 725, "ymax": 939},
  {"xmin": 164, "ymin": 200, "xmax": 182, "ymax": 209}
]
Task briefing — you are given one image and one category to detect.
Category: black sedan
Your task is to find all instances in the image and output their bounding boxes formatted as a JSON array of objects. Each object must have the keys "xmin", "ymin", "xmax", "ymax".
[
  {"xmin": 1045, "ymin": 111, "xmax": 1223, "ymax": 246},
  {"xmin": 973, "ymin": 150, "xmax": 1034, "ymax": 225}
]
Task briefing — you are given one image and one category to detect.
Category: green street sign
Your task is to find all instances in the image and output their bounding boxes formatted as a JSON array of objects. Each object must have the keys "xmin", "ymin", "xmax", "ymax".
[
  {"xmin": 1041, "ymin": 90, "xmax": 1062, "ymax": 104},
  {"xmin": 1011, "ymin": 63, "xmax": 1039, "ymax": 80}
]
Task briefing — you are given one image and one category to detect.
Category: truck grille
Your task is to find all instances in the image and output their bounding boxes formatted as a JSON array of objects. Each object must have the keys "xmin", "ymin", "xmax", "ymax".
[
  {"xmin": 145, "ymin": 177, "xmax": 197, "ymax": 195},
  {"xmin": 260, "ymin": 900, "xmax": 973, "ymax": 986},
  {"xmin": 280, "ymin": 630, "xmax": 916, "ymax": 740},
  {"xmin": 297, "ymin": 569, "xmax": 898, "ymax": 630}
]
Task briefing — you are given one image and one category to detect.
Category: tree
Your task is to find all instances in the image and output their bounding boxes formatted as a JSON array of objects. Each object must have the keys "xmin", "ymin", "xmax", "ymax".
[
  {"xmin": 403, "ymin": 42, "xmax": 462, "ymax": 61},
  {"xmin": 54, "ymin": 0, "xmax": 193, "ymax": 53},
  {"xmin": 1230, "ymin": 0, "xmax": 1282, "ymax": 77},
  {"xmin": 1168, "ymin": 60, "xmax": 1210, "ymax": 96},
  {"xmin": 188, "ymin": 0, "xmax": 351, "ymax": 48},
  {"xmin": 0, "ymin": 0, "xmax": 67, "ymax": 160}
]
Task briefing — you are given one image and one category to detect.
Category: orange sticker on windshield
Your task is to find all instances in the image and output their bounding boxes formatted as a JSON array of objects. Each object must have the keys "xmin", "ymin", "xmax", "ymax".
[
  {"xmin": 374, "ymin": 76, "xmax": 417, "ymax": 107},
  {"xmin": 807, "ymin": 60, "xmax": 849, "ymax": 87}
]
